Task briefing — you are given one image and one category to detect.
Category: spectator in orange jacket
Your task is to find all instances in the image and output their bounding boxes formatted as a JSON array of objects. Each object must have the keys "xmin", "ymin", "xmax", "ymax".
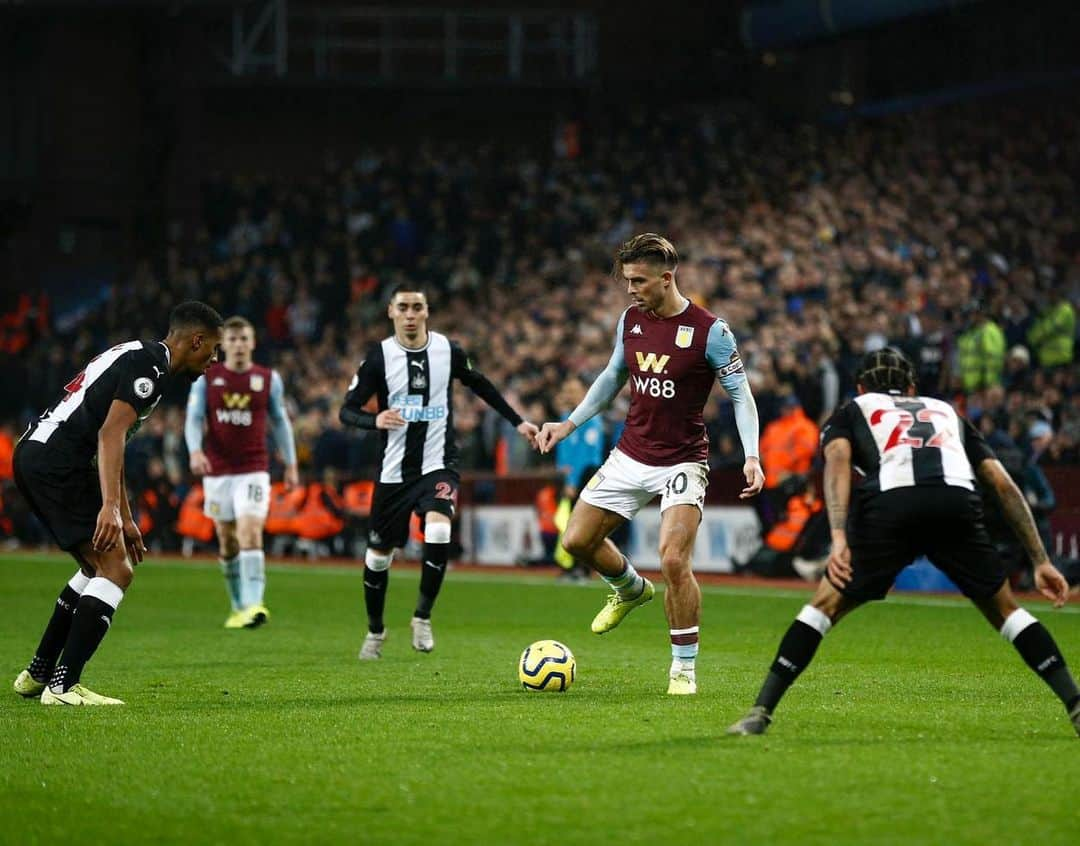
[
  {"xmin": 757, "ymin": 393, "xmax": 820, "ymax": 532},
  {"xmin": 0, "ymin": 421, "xmax": 14, "ymax": 481},
  {"xmin": 739, "ymin": 482, "xmax": 828, "ymax": 579}
]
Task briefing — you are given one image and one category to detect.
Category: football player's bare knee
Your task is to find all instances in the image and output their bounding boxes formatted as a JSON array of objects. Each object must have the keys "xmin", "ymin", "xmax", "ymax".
[
  {"xmin": 810, "ymin": 579, "xmax": 849, "ymax": 621},
  {"xmin": 560, "ymin": 529, "xmax": 590, "ymax": 559},
  {"xmin": 562, "ymin": 514, "xmax": 602, "ymax": 558},
  {"xmin": 974, "ymin": 581, "xmax": 1017, "ymax": 630},
  {"xmin": 659, "ymin": 550, "xmax": 694, "ymax": 587},
  {"xmin": 235, "ymin": 516, "xmax": 264, "ymax": 550},
  {"xmin": 425, "ymin": 511, "xmax": 451, "ymax": 530},
  {"xmin": 89, "ymin": 547, "xmax": 134, "ymax": 590}
]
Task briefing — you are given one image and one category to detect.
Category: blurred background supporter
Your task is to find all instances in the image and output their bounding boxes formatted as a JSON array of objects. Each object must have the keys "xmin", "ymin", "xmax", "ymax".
[{"xmin": 1, "ymin": 0, "xmax": 1078, "ymax": 563}]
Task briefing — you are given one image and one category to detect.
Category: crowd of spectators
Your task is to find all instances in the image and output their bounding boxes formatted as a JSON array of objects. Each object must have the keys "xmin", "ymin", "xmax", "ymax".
[{"xmin": 1, "ymin": 94, "xmax": 1078, "ymax": 553}]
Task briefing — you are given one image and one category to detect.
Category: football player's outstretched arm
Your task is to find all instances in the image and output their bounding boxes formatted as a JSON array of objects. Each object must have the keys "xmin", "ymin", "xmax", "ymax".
[
  {"xmin": 268, "ymin": 371, "xmax": 299, "ymax": 488},
  {"xmin": 452, "ymin": 343, "xmax": 538, "ymax": 447},
  {"xmin": 977, "ymin": 458, "xmax": 1068, "ymax": 606},
  {"xmin": 185, "ymin": 376, "xmax": 212, "ymax": 476},
  {"xmin": 538, "ymin": 312, "xmax": 628, "ymax": 454},
  {"xmin": 706, "ymin": 320, "xmax": 762, "ymax": 498},
  {"xmin": 823, "ymin": 438, "xmax": 853, "ymax": 586}
]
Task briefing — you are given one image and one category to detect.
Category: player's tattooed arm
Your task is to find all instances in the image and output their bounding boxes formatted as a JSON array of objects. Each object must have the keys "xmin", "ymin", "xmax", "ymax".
[
  {"xmin": 978, "ymin": 458, "xmax": 1069, "ymax": 606},
  {"xmin": 977, "ymin": 459, "xmax": 1050, "ymax": 566},
  {"xmin": 823, "ymin": 438, "xmax": 853, "ymax": 534},
  {"xmin": 823, "ymin": 437, "xmax": 854, "ymax": 586}
]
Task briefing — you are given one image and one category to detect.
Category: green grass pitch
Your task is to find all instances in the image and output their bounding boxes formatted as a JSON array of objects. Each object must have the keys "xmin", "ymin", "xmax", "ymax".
[{"xmin": 2, "ymin": 554, "xmax": 1079, "ymax": 845}]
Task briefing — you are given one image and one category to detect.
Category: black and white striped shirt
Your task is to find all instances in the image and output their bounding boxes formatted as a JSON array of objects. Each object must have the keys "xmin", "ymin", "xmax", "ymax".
[
  {"xmin": 821, "ymin": 392, "xmax": 995, "ymax": 494},
  {"xmin": 341, "ymin": 332, "xmax": 523, "ymax": 484},
  {"xmin": 22, "ymin": 340, "xmax": 171, "ymax": 468}
]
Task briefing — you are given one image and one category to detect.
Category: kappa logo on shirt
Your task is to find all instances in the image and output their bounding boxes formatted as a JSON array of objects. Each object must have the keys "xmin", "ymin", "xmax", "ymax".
[{"xmin": 630, "ymin": 324, "xmax": 643, "ymax": 335}]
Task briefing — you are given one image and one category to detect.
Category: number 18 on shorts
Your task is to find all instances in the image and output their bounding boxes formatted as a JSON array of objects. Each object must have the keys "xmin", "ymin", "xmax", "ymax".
[{"xmin": 203, "ymin": 471, "xmax": 272, "ymax": 521}]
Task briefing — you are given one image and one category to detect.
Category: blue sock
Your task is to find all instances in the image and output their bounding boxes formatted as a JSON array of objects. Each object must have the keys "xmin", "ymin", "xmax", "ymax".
[
  {"xmin": 221, "ymin": 556, "xmax": 242, "ymax": 612},
  {"xmin": 239, "ymin": 550, "xmax": 266, "ymax": 608},
  {"xmin": 601, "ymin": 557, "xmax": 644, "ymax": 599}
]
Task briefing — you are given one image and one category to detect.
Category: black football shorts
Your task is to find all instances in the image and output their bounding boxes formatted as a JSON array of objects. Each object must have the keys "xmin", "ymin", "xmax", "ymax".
[
  {"xmin": 367, "ymin": 469, "xmax": 459, "ymax": 551},
  {"xmin": 13, "ymin": 440, "xmax": 102, "ymax": 552},
  {"xmin": 836, "ymin": 485, "xmax": 1008, "ymax": 602}
]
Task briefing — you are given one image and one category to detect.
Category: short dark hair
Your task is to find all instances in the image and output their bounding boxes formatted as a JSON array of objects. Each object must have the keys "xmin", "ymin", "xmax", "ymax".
[
  {"xmin": 169, "ymin": 301, "xmax": 224, "ymax": 334},
  {"xmin": 613, "ymin": 233, "xmax": 679, "ymax": 278},
  {"xmin": 387, "ymin": 284, "xmax": 428, "ymax": 303},
  {"xmin": 857, "ymin": 347, "xmax": 916, "ymax": 395}
]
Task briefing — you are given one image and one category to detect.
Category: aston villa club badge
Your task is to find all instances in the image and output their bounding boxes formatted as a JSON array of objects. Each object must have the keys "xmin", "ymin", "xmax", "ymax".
[
  {"xmin": 675, "ymin": 325, "xmax": 695, "ymax": 349},
  {"xmin": 250, "ymin": 374, "xmax": 265, "ymax": 392}
]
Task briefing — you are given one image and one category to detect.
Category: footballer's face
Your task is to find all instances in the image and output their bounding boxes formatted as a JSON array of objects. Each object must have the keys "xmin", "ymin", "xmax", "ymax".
[
  {"xmin": 389, "ymin": 292, "xmax": 429, "ymax": 342},
  {"xmin": 185, "ymin": 328, "xmax": 224, "ymax": 378},
  {"xmin": 222, "ymin": 327, "xmax": 255, "ymax": 368},
  {"xmin": 622, "ymin": 261, "xmax": 671, "ymax": 312}
]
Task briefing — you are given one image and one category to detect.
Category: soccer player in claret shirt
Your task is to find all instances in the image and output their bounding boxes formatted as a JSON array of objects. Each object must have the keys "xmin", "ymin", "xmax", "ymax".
[
  {"xmin": 185, "ymin": 316, "xmax": 298, "ymax": 629},
  {"xmin": 537, "ymin": 233, "xmax": 764, "ymax": 695},
  {"xmin": 12, "ymin": 301, "xmax": 223, "ymax": 705},
  {"xmin": 340, "ymin": 285, "xmax": 539, "ymax": 658},
  {"xmin": 727, "ymin": 348, "xmax": 1080, "ymax": 737}
]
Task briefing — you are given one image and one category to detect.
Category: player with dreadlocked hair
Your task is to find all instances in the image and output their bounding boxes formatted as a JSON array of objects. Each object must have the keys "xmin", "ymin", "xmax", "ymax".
[
  {"xmin": 856, "ymin": 346, "xmax": 916, "ymax": 395},
  {"xmin": 727, "ymin": 347, "xmax": 1080, "ymax": 738}
]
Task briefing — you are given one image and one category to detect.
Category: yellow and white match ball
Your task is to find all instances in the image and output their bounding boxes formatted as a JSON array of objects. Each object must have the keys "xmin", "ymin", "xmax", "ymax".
[{"xmin": 518, "ymin": 640, "xmax": 576, "ymax": 692}]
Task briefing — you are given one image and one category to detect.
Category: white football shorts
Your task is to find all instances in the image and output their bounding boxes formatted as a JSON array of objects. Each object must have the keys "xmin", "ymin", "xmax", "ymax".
[
  {"xmin": 578, "ymin": 448, "xmax": 708, "ymax": 520},
  {"xmin": 202, "ymin": 471, "xmax": 271, "ymax": 522}
]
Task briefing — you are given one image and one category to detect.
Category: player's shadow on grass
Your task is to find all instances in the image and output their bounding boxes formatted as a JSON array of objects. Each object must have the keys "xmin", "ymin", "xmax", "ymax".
[{"xmin": 602, "ymin": 728, "xmax": 1076, "ymax": 751}]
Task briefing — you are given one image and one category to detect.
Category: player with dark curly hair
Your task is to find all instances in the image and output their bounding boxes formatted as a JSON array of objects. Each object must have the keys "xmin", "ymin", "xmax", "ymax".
[{"xmin": 727, "ymin": 347, "xmax": 1080, "ymax": 737}]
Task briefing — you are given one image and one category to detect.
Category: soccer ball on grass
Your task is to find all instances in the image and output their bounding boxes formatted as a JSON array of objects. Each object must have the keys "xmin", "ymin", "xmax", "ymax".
[{"xmin": 518, "ymin": 640, "xmax": 576, "ymax": 692}]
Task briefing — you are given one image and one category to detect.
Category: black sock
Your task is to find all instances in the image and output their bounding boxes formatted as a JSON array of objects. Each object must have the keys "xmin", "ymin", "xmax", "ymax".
[
  {"xmin": 51, "ymin": 595, "xmax": 117, "ymax": 692},
  {"xmin": 415, "ymin": 542, "xmax": 449, "ymax": 620},
  {"xmin": 1012, "ymin": 622, "xmax": 1080, "ymax": 709},
  {"xmin": 753, "ymin": 620, "xmax": 825, "ymax": 712},
  {"xmin": 27, "ymin": 585, "xmax": 82, "ymax": 682},
  {"xmin": 363, "ymin": 567, "xmax": 389, "ymax": 634}
]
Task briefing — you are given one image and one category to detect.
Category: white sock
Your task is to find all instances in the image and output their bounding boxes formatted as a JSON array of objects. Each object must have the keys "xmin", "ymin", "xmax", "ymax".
[{"xmin": 239, "ymin": 549, "xmax": 266, "ymax": 608}]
